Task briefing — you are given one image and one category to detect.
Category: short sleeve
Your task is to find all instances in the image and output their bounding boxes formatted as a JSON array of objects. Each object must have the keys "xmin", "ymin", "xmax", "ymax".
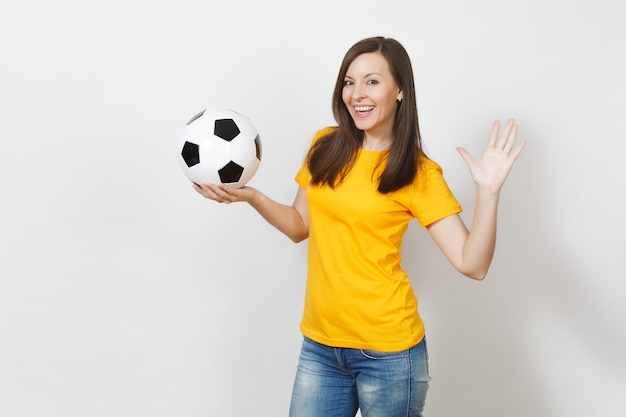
[
  {"xmin": 295, "ymin": 127, "xmax": 337, "ymax": 188},
  {"xmin": 409, "ymin": 159, "xmax": 462, "ymax": 227}
]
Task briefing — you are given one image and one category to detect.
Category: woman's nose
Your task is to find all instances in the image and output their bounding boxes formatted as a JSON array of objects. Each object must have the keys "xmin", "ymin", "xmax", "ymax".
[{"xmin": 352, "ymin": 83, "xmax": 365, "ymax": 100}]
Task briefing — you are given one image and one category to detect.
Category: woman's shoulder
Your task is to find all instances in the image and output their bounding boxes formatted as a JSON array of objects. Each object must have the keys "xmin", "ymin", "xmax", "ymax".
[
  {"xmin": 312, "ymin": 126, "xmax": 338, "ymax": 142},
  {"xmin": 419, "ymin": 155, "xmax": 443, "ymax": 173},
  {"xmin": 409, "ymin": 156, "xmax": 449, "ymax": 190}
]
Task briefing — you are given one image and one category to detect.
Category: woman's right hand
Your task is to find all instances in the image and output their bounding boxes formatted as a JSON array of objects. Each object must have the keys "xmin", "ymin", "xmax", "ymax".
[
  {"xmin": 193, "ymin": 183, "xmax": 309, "ymax": 242},
  {"xmin": 193, "ymin": 182, "xmax": 257, "ymax": 204}
]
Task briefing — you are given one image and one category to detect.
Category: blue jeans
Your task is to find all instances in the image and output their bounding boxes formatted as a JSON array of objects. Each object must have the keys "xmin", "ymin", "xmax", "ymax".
[{"xmin": 289, "ymin": 336, "xmax": 431, "ymax": 417}]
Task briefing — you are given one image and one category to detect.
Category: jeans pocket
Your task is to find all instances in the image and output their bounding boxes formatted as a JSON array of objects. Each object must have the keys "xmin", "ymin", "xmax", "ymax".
[{"xmin": 359, "ymin": 348, "xmax": 408, "ymax": 360}]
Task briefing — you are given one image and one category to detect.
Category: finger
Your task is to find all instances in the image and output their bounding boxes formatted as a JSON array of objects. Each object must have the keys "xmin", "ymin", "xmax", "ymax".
[
  {"xmin": 502, "ymin": 123, "xmax": 519, "ymax": 153},
  {"xmin": 497, "ymin": 118, "xmax": 515, "ymax": 149},
  {"xmin": 207, "ymin": 184, "xmax": 237, "ymax": 202},
  {"xmin": 192, "ymin": 182, "xmax": 213, "ymax": 197},
  {"xmin": 196, "ymin": 182, "xmax": 217, "ymax": 193},
  {"xmin": 487, "ymin": 120, "xmax": 500, "ymax": 148},
  {"xmin": 456, "ymin": 146, "xmax": 474, "ymax": 166},
  {"xmin": 217, "ymin": 185, "xmax": 240, "ymax": 202},
  {"xmin": 509, "ymin": 138, "xmax": 527, "ymax": 162},
  {"xmin": 194, "ymin": 182, "xmax": 227, "ymax": 202}
]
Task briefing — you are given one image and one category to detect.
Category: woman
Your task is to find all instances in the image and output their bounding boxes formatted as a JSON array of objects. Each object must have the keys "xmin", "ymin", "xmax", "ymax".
[{"xmin": 194, "ymin": 36, "xmax": 526, "ymax": 417}]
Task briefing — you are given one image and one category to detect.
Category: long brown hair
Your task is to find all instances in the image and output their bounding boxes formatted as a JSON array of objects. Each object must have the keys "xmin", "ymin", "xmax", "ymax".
[{"xmin": 307, "ymin": 36, "xmax": 426, "ymax": 194}]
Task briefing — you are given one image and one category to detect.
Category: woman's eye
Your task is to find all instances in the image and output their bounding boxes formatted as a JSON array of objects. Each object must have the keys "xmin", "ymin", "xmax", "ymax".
[
  {"xmin": 344, "ymin": 80, "xmax": 354, "ymax": 86},
  {"xmin": 367, "ymin": 79, "xmax": 379, "ymax": 85}
]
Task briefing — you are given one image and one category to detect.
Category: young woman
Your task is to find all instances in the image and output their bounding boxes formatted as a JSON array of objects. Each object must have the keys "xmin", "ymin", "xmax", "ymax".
[{"xmin": 194, "ymin": 36, "xmax": 526, "ymax": 417}]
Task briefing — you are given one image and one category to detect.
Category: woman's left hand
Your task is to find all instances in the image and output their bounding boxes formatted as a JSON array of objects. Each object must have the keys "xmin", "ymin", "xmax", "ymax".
[{"xmin": 456, "ymin": 118, "xmax": 527, "ymax": 194}]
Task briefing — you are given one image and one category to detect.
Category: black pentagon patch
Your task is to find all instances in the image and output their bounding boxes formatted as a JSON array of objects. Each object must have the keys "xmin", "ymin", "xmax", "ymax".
[
  {"xmin": 186, "ymin": 109, "xmax": 205, "ymax": 125},
  {"xmin": 214, "ymin": 119, "xmax": 240, "ymax": 141},
  {"xmin": 218, "ymin": 161, "xmax": 244, "ymax": 183},
  {"xmin": 254, "ymin": 134, "xmax": 262, "ymax": 160},
  {"xmin": 181, "ymin": 141, "xmax": 200, "ymax": 167}
]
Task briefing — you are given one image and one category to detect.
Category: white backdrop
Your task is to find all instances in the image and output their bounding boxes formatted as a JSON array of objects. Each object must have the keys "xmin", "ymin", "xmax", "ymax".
[{"xmin": 1, "ymin": 0, "xmax": 625, "ymax": 416}]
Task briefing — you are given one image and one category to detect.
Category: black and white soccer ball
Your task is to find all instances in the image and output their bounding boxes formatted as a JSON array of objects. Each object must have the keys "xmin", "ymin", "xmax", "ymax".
[{"xmin": 178, "ymin": 108, "xmax": 262, "ymax": 188}]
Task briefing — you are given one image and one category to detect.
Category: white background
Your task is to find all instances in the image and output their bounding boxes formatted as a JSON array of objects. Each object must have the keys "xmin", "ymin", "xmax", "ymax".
[{"xmin": 1, "ymin": 0, "xmax": 625, "ymax": 416}]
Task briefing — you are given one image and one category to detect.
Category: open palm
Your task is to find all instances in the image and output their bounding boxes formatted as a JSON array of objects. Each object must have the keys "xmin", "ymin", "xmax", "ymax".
[{"xmin": 457, "ymin": 119, "xmax": 527, "ymax": 194}]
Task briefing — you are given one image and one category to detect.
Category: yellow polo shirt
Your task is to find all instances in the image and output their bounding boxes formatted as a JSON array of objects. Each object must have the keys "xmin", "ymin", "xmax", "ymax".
[{"xmin": 295, "ymin": 128, "xmax": 462, "ymax": 351}]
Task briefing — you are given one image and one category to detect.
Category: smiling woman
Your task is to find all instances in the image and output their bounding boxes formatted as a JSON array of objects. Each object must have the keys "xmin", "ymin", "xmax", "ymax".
[
  {"xmin": 2, "ymin": 0, "xmax": 624, "ymax": 415},
  {"xmin": 341, "ymin": 53, "xmax": 403, "ymax": 150},
  {"xmin": 193, "ymin": 36, "xmax": 526, "ymax": 417},
  {"xmin": 307, "ymin": 37, "xmax": 427, "ymax": 196}
]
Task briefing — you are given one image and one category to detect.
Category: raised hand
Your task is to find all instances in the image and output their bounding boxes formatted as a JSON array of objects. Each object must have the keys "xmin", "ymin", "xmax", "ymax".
[{"xmin": 456, "ymin": 118, "xmax": 527, "ymax": 194}]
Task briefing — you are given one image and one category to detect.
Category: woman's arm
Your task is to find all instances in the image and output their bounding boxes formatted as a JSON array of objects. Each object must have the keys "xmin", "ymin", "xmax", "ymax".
[
  {"xmin": 193, "ymin": 183, "xmax": 309, "ymax": 243},
  {"xmin": 427, "ymin": 119, "xmax": 526, "ymax": 280}
]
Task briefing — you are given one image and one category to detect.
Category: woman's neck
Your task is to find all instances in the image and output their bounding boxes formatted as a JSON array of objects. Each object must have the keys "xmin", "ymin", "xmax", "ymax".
[{"xmin": 362, "ymin": 136, "xmax": 392, "ymax": 151}]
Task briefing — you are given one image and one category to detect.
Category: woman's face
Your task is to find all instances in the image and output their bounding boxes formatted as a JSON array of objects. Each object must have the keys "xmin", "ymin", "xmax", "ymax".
[{"xmin": 342, "ymin": 52, "xmax": 403, "ymax": 141}]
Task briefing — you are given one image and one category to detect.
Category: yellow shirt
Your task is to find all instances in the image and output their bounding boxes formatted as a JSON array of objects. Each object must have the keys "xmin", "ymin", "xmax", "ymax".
[{"xmin": 295, "ymin": 128, "xmax": 462, "ymax": 351}]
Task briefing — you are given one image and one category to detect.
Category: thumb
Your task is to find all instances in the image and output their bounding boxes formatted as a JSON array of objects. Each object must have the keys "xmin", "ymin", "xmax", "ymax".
[{"xmin": 456, "ymin": 146, "xmax": 472, "ymax": 165}]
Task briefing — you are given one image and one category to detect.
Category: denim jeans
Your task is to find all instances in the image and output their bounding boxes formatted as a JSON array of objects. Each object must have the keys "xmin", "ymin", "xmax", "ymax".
[{"xmin": 289, "ymin": 336, "xmax": 431, "ymax": 417}]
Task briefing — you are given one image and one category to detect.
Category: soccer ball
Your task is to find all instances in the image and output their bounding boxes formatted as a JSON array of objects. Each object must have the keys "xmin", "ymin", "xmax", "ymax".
[{"xmin": 178, "ymin": 108, "xmax": 262, "ymax": 188}]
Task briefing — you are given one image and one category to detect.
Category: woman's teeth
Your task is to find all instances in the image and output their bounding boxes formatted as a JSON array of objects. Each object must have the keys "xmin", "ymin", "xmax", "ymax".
[{"xmin": 355, "ymin": 106, "xmax": 374, "ymax": 113}]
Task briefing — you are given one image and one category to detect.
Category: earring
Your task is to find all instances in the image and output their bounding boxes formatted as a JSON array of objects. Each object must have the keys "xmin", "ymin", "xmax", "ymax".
[{"xmin": 397, "ymin": 98, "xmax": 402, "ymax": 104}]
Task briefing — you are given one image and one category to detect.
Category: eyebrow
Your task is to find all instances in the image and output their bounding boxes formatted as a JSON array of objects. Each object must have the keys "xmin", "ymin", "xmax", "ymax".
[{"xmin": 344, "ymin": 72, "xmax": 382, "ymax": 79}]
